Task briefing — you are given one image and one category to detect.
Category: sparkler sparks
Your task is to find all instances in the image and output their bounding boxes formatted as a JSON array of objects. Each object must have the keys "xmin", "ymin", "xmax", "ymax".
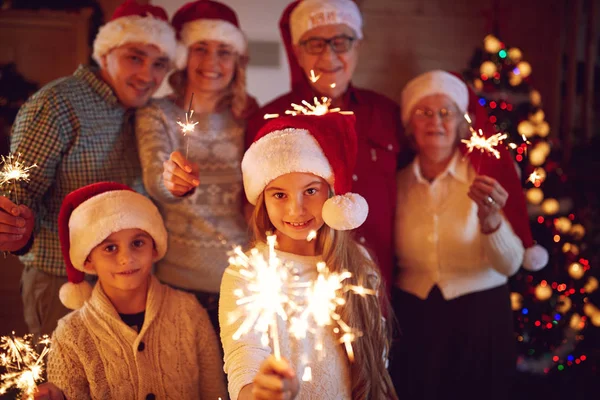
[
  {"xmin": 290, "ymin": 262, "xmax": 375, "ymax": 363},
  {"xmin": 461, "ymin": 114, "xmax": 508, "ymax": 159},
  {"xmin": 527, "ymin": 168, "xmax": 546, "ymax": 186},
  {"xmin": 0, "ymin": 154, "xmax": 37, "ymax": 204},
  {"xmin": 226, "ymin": 235, "xmax": 301, "ymax": 360},
  {"xmin": 309, "ymin": 69, "xmax": 320, "ymax": 83},
  {"xmin": 0, "ymin": 333, "xmax": 51, "ymax": 399},
  {"xmin": 306, "ymin": 230, "xmax": 317, "ymax": 242},
  {"xmin": 176, "ymin": 93, "xmax": 198, "ymax": 159},
  {"xmin": 263, "ymin": 97, "xmax": 354, "ymax": 119}
]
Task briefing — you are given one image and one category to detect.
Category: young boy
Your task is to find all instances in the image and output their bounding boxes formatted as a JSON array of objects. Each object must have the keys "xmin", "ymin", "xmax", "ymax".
[{"xmin": 37, "ymin": 182, "xmax": 226, "ymax": 400}]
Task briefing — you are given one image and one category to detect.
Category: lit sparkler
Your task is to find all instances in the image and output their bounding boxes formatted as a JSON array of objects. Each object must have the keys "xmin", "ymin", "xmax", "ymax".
[
  {"xmin": 0, "ymin": 154, "xmax": 37, "ymax": 204},
  {"xmin": 176, "ymin": 93, "xmax": 198, "ymax": 159},
  {"xmin": 226, "ymin": 235, "xmax": 301, "ymax": 360},
  {"xmin": 461, "ymin": 114, "xmax": 507, "ymax": 159},
  {"xmin": 0, "ymin": 333, "xmax": 51, "ymax": 400},
  {"xmin": 306, "ymin": 230, "xmax": 317, "ymax": 242},
  {"xmin": 263, "ymin": 97, "xmax": 354, "ymax": 119},
  {"xmin": 527, "ymin": 168, "xmax": 546, "ymax": 186}
]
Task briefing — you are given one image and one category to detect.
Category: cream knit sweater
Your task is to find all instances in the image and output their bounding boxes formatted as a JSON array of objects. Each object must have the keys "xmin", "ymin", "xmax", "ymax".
[
  {"xmin": 219, "ymin": 244, "xmax": 352, "ymax": 400},
  {"xmin": 48, "ymin": 276, "xmax": 227, "ymax": 399}
]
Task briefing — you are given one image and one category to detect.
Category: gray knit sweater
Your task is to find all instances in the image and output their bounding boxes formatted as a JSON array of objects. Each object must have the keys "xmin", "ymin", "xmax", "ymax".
[{"xmin": 136, "ymin": 97, "xmax": 249, "ymax": 293}]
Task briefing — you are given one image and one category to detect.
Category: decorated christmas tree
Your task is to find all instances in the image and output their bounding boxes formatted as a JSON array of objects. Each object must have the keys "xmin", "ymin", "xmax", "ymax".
[{"xmin": 463, "ymin": 34, "xmax": 599, "ymax": 395}]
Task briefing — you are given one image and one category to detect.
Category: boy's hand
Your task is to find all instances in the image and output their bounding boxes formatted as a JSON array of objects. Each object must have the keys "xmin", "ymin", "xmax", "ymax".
[
  {"xmin": 162, "ymin": 151, "xmax": 200, "ymax": 197},
  {"xmin": 0, "ymin": 196, "xmax": 34, "ymax": 252},
  {"xmin": 31, "ymin": 382, "xmax": 65, "ymax": 400},
  {"xmin": 252, "ymin": 356, "xmax": 299, "ymax": 400}
]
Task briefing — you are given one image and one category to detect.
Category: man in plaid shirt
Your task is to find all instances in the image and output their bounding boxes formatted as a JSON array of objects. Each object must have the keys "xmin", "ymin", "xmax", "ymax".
[{"xmin": 0, "ymin": 1, "xmax": 177, "ymax": 336}]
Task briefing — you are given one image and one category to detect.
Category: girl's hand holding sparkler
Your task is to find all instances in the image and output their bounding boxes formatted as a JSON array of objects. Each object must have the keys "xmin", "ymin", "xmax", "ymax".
[
  {"xmin": 31, "ymin": 382, "xmax": 65, "ymax": 400},
  {"xmin": 467, "ymin": 175, "xmax": 509, "ymax": 234},
  {"xmin": 0, "ymin": 196, "xmax": 34, "ymax": 252},
  {"xmin": 162, "ymin": 151, "xmax": 200, "ymax": 197},
  {"xmin": 242, "ymin": 355, "xmax": 299, "ymax": 400}
]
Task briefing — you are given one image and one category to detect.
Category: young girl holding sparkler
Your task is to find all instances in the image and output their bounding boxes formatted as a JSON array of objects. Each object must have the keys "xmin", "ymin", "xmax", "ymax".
[
  {"xmin": 391, "ymin": 70, "xmax": 548, "ymax": 399},
  {"xmin": 36, "ymin": 182, "xmax": 226, "ymax": 400},
  {"xmin": 135, "ymin": 0, "xmax": 258, "ymax": 333},
  {"xmin": 219, "ymin": 113, "xmax": 397, "ymax": 400}
]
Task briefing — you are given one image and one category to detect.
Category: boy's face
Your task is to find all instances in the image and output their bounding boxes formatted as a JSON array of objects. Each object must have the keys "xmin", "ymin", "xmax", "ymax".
[
  {"xmin": 84, "ymin": 228, "xmax": 157, "ymax": 294},
  {"xmin": 100, "ymin": 43, "xmax": 171, "ymax": 109}
]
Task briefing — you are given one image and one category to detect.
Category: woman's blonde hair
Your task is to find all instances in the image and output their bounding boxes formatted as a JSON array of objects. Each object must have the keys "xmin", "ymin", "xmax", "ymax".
[
  {"xmin": 250, "ymin": 192, "xmax": 398, "ymax": 400},
  {"xmin": 168, "ymin": 54, "xmax": 249, "ymax": 120}
]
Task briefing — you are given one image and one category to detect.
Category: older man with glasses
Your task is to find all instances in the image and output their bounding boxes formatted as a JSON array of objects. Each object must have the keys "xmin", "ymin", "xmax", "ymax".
[{"xmin": 246, "ymin": 0, "xmax": 406, "ymax": 296}]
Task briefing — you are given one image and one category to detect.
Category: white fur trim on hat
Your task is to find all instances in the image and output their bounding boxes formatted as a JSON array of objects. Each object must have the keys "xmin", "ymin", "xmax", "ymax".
[
  {"xmin": 290, "ymin": 0, "xmax": 363, "ymax": 44},
  {"xmin": 59, "ymin": 281, "xmax": 93, "ymax": 310},
  {"xmin": 93, "ymin": 15, "xmax": 178, "ymax": 65},
  {"xmin": 176, "ymin": 19, "xmax": 247, "ymax": 69},
  {"xmin": 522, "ymin": 244, "xmax": 549, "ymax": 272},
  {"xmin": 322, "ymin": 193, "xmax": 368, "ymax": 230},
  {"xmin": 68, "ymin": 190, "xmax": 168, "ymax": 272},
  {"xmin": 400, "ymin": 70, "xmax": 469, "ymax": 126},
  {"xmin": 242, "ymin": 128, "xmax": 333, "ymax": 205}
]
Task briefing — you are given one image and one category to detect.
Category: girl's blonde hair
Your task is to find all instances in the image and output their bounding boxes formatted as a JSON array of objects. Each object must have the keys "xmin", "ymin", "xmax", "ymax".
[
  {"xmin": 168, "ymin": 54, "xmax": 249, "ymax": 120},
  {"xmin": 251, "ymin": 192, "xmax": 398, "ymax": 400}
]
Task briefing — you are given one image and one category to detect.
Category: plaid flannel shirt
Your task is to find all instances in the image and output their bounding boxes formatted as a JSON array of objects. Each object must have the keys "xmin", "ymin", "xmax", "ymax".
[{"xmin": 8, "ymin": 65, "xmax": 145, "ymax": 276}]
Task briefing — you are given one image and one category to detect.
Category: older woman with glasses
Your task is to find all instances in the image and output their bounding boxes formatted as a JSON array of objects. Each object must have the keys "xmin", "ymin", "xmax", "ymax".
[
  {"xmin": 246, "ymin": 0, "xmax": 405, "ymax": 295},
  {"xmin": 389, "ymin": 70, "xmax": 547, "ymax": 399}
]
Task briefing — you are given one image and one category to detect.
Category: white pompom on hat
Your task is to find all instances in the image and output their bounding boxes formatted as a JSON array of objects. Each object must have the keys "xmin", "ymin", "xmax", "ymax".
[
  {"xmin": 58, "ymin": 182, "xmax": 168, "ymax": 310},
  {"xmin": 92, "ymin": 0, "xmax": 177, "ymax": 65},
  {"xmin": 242, "ymin": 113, "xmax": 368, "ymax": 231},
  {"xmin": 290, "ymin": 0, "xmax": 363, "ymax": 44},
  {"xmin": 400, "ymin": 70, "xmax": 469, "ymax": 126}
]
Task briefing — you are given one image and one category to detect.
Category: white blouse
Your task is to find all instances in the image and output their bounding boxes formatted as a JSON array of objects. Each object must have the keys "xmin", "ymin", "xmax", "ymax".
[{"xmin": 394, "ymin": 150, "xmax": 524, "ymax": 300}]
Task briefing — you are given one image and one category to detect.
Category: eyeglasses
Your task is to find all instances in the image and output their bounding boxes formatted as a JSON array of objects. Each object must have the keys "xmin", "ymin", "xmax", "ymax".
[
  {"xmin": 413, "ymin": 107, "xmax": 457, "ymax": 121},
  {"xmin": 299, "ymin": 35, "xmax": 356, "ymax": 55}
]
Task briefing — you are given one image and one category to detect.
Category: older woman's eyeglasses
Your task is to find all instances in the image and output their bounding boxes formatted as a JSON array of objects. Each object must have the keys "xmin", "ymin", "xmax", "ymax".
[
  {"xmin": 413, "ymin": 107, "xmax": 456, "ymax": 121},
  {"xmin": 299, "ymin": 35, "xmax": 356, "ymax": 55}
]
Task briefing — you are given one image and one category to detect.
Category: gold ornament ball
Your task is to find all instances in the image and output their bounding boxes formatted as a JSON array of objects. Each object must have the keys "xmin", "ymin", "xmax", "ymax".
[
  {"xmin": 570, "ymin": 313, "xmax": 585, "ymax": 331},
  {"xmin": 509, "ymin": 73, "xmax": 523, "ymax": 87},
  {"xmin": 583, "ymin": 302, "xmax": 599, "ymax": 316},
  {"xmin": 529, "ymin": 147, "xmax": 547, "ymax": 166},
  {"xmin": 592, "ymin": 313, "xmax": 600, "ymax": 327},
  {"xmin": 526, "ymin": 188, "xmax": 544, "ymax": 205},
  {"xmin": 554, "ymin": 217, "xmax": 572, "ymax": 233},
  {"xmin": 562, "ymin": 243, "xmax": 580, "ymax": 255},
  {"xmin": 536, "ymin": 141, "xmax": 551, "ymax": 156},
  {"xmin": 570, "ymin": 224, "xmax": 586, "ymax": 240},
  {"xmin": 518, "ymin": 120, "xmax": 535, "ymax": 138},
  {"xmin": 517, "ymin": 61, "xmax": 532, "ymax": 78},
  {"xmin": 530, "ymin": 90, "xmax": 542, "ymax": 106},
  {"xmin": 484, "ymin": 34, "xmax": 502, "ymax": 53},
  {"xmin": 510, "ymin": 292, "xmax": 524, "ymax": 310},
  {"xmin": 531, "ymin": 109, "xmax": 545, "ymax": 124},
  {"xmin": 584, "ymin": 277, "xmax": 598, "ymax": 293},
  {"xmin": 568, "ymin": 262, "xmax": 585, "ymax": 280},
  {"xmin": 534, "ymin": 167, "xmax": 547, "ymax": 181},
  {"xmin": 556, "ymin": 295, "xmax": 572, "ymax": 314},
  {"xmin": 537, "ymin": 121, "xmax": 550, "ymax": 138},
  {"xmin": 541, "ymin": 198, "xmax": 560, "ymax": 215},
  {"xmin": 535, "ymin": 284, "xmax": 553, "ymax": 301},
  {"xmin": 474, "ymin": 79, "xmax": 484, "ymax": 91},
  {"xmin": 508, "ymin": 47, "xmax": 523, "ymax": 62},
  {"xmin": 480, "ymin": 61, "xmax": 497, "ymax": 77}
]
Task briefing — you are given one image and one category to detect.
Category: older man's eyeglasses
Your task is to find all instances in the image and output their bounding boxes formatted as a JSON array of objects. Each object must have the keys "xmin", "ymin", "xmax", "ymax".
[
  {"xmin": 413, "ymin": 107, "xmax": 456, "ymax": 121},
  {"xmin": 299, "ymin": 35, "xmax": 356, "ymax": 55}
]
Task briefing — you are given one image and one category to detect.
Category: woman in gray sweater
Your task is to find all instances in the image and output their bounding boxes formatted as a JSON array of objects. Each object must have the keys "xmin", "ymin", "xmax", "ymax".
[{"xmin": 135, "ymin": 0, "xmax": 257, "ymax": 333}]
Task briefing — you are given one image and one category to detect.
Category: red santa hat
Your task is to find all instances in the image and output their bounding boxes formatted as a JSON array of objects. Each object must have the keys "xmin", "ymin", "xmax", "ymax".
[
  {"xmin": 400, "ymin": 70, "xmax": 549, "ymax": 272},
  {"xmin": 171, "ymin": 0, "xmax": 247, "ymax": 70},
  {"xmin": 242, "ymin": 113, "xmax": 368, "ymax": 231},
  {"xmin": 93, "ymin": 0, "xmax": 177, "ymax": 65},
  {"xmin": 58, "ymin": 182, "xmax": 168, "ymax": 310},
  {"xmin": 289, "ymin": 0, "xmax": 363, "ymax": 45}
]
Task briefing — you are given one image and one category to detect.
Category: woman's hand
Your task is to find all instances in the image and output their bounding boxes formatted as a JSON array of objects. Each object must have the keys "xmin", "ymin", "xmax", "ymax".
[
  {"xmin": 31, "ymin": 382, "xmax": 65, "ymax": 400},
  {"xmin": 252, "ymin": 356, "xmax": 299, "ymax": 400},
  {"xmin": 467, "ymin": 175, "xmax": 508, "ymax": 234},
  {"xmin": 162, "ymin": 151, "xmax": 200, "ymax": 197}
]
